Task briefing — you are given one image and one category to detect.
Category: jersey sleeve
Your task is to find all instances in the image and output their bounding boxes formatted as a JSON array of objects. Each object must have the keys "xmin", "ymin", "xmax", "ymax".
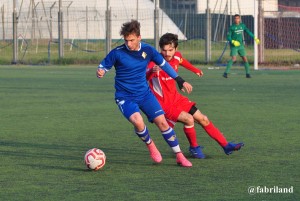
[
  {"xmin": 175, "ymin": 51, "xmax": 201, "ymax": 74},
  {"xmin": 151, "ymin": 48, "xmax": 178, "ymax": 79},
  {"xmin": 180, "ymin": 58, "xmax": 202, "ymax": 74},
  {"xmin": 98, "ymin": 49, "xmax": 116, "ymax": 72},
  {"xmin": 243, "ymin": 24, "xmax": 255, "ymax": 38}
]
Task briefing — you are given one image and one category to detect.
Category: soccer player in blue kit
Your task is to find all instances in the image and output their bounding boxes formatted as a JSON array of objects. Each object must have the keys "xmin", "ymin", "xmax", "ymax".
[{"xmin": 97, "ymin": 20, "xmax": 193, "ymax": 167}]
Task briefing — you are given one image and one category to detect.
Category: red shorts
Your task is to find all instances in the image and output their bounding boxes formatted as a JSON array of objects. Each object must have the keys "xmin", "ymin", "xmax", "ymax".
[{"xmin": 160, "ymin": 93, "xmax": 195, "ymax": 127}]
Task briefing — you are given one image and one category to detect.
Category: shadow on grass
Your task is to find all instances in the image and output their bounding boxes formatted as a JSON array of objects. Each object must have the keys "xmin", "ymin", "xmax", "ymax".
[
  {"xmin": 21, "ymin": 164, "xmax": 85, "ymax": 172},
  {"xmin": 1, "ymin": 139, "xmax": 230, "ymax": 168},
  {"xmin": 0, "ymin": 140, "xmax": 81, "ymax": 151},
  {"xmin": 0, "ymin": 140, "xmax": 165, "ymax": 168}
]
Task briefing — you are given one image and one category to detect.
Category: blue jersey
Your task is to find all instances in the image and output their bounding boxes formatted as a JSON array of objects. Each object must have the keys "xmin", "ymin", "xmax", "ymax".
[{"xmin": 98, "ymin": 42, "xmax": 178, "ymax": 99}]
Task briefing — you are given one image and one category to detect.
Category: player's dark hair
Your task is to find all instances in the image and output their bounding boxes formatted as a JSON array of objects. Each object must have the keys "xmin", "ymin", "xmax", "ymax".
[
  {"xmin": 159, "ymin": 33, "xmax": 179, "ymax": 49},
  {"xmin": 120, "ymin": 20, "xmax": 141, "ymax": 37},
  {"xmin": 234, "ymin": 14, "xmax": 240, "ymax": 18}
]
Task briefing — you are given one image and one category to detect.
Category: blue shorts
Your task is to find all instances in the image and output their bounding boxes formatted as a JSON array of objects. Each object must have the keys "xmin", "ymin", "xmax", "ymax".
[{"xmin": 115, "ymin": 91, "xmax": 165, "ymax": 122}]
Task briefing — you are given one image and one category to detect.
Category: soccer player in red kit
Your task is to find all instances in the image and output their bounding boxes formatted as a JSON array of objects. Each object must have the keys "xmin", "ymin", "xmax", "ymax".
[{"xmin": 147, "ymin": 33, "xmax": 244, "ymax": 158}]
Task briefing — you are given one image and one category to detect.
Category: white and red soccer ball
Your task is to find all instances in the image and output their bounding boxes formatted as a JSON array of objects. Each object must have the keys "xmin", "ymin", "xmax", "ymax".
[{"xmin": 84, "ymin": 148, "xmax": 106, "ymax": 171}]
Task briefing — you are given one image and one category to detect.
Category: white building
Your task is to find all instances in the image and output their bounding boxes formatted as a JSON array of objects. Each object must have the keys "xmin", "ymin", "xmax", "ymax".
[
  {"xmin": 199, "ymin": 0, "xmax": 278, "ymax": 15},
  {"xmin": 1, "ymin": 0, "xmax": 186, "ymax": 40}
]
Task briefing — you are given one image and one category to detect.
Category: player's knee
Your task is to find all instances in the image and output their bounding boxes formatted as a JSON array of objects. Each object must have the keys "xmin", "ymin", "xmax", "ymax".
[
  {"xmin": 180, "ymin": 113, "xmax": 194, "ymax": 126},
  {"xmin": 202, "ymin": 115, "xmax": 210, "ymax": 125},
  {"xmin": 153, "ymin": 116, "xmax": 170, "ymax": 131},
  {"xmin": 157, "ymin": 121, "xmax": 170, "ymax": 131},
  {"xmin": 130, "ymin": 114, "xmax": 145, "ymax": 131},
  {"xmin": 185, "ymin": 114, "xmax": 194, "ymax": 126},
  {"xmin": 196, "ymin": 114, "xmax": 209, "ymax": 126}
]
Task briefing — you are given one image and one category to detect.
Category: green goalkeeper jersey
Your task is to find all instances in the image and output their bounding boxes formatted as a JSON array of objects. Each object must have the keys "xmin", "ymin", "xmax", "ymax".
[{"xmin": 227, "ymin": 23, "xmax": 254, "ymax": 46}]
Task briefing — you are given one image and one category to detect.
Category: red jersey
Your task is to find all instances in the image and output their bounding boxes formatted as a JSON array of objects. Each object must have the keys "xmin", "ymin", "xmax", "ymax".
[
  {"xmin": 147, "ymin": 51, "xmax": 202, "ymax": 124},
  {"xmin": 147, "ymin": 51, "xmax": 201, "ymax": 106}
]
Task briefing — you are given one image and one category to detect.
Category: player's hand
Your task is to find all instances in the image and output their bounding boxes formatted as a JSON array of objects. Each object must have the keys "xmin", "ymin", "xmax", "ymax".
[
  {"xmin": 196, "ymin": 69, "xmax": 204, "ymax": 77},
  {"xmin": 97, "ymin": 68, "xmax": 105, "ymax": 78},
  {"xmin": 254, "ymin": 37, "xmax": 260, "ymax": 45},
  {"xmin": 181, "ymin": 82, "xmax": 193, "ymax": 94},
  {"xmin": 231, "ymin": 40, "xmax": 240, "ymax": 47},
  {"xmin": 152, "ymin": 65, "xmax": 161, "ymax": 73}
]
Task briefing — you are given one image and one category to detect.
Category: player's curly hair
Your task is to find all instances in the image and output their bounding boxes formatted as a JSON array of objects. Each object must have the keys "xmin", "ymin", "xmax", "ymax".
[
  {"xmin": 159, "ymin": 33, "xmax": 179, "ymax": 49},
  {"xmin": 120, "ymin": 20, "xmax": 141, "ymax": 37}
]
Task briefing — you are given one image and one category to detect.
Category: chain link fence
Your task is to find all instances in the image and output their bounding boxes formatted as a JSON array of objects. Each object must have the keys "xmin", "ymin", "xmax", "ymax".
[
  {"xmin": 263, "ymin": 5, "xmax": 300, "ymax": 67},
  {"xmin": 0, "ymin": 1, "xmax": 299, "ymax": 68}
]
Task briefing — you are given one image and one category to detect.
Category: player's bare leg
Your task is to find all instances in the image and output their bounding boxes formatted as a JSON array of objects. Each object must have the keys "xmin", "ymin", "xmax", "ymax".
[
  {"xmin": 242, "ymin": 56, "xmax": 251, "ymax": 78},
  {"xmin": 153, "ymin": 115, "xmax": 192, "ymax": 167},
  {"xmin": 129, "ymin": 112, "xmax": 162, "ymax": 163},
  {"xmin": 224, "ymin": 56, "xmax": 237, "ymax": 78},
  {"xmin": 177, "ymin": 111, "xmax": 205, "ymax": 159},
  {"xmin": 129, "ymin": 112, "xmax": 145, "ymax": 131}
]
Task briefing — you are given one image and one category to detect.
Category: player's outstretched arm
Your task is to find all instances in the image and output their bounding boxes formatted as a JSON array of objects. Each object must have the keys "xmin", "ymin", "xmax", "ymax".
[
  {"xmin": 180, "ymin": 58, "xmax": 203, "ymax": 77},
  {"xmin": 243, "ymin": 25, "xmax": 260, "ymax": 44},
  {"xmin": 97, "ymin": 50, "xmax": 116, "ymax": 78}
]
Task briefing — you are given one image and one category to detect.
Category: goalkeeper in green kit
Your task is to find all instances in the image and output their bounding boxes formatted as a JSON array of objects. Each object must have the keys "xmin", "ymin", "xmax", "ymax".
[{"xmin": 223, "ymin": 14, "xmax": 260, "ymax": 78}]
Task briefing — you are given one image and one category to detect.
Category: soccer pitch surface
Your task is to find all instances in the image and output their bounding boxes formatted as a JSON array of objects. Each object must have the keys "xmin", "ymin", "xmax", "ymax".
[{"xmin": 0, "ymin": 65, "xmax": 299, "ymax": 201}]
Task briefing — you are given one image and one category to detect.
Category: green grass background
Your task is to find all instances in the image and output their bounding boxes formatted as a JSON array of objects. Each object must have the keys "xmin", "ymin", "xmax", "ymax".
[
  {"xmin": 0, "ymin": 65, "xmax": 299, "ymax": 201},
  {"xmin": 1, "ymin": 40, "xmax": 299, "ymax": 65}
]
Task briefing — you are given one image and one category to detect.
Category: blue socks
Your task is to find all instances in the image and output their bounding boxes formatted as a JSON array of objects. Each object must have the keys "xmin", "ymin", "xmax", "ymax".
[
  {"xmin": 161, "ymin": 127, "xmax": 181, "ymax": 153},
  {"xmin": 135, "ymin": 126, "xmax": 151, "ymax": 144}
]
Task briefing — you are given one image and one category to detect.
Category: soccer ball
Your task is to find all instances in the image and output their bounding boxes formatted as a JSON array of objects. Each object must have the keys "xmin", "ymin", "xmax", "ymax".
[{"xmin": 84, "ymin": 148, "xmax": 106, "ymax": 171}]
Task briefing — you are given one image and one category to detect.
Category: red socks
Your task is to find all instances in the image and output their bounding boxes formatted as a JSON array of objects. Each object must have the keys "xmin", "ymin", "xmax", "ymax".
[
  {"xmin": 184, "ymin": 125, "xmax": 198, "ymax": 147},
  {"xmin": 203, "ymin": 122, "xmax": 228, "ymax": 147},
  {"xmin": 174, "ymin": 121, "xmax": 228, "ymax": 148}
]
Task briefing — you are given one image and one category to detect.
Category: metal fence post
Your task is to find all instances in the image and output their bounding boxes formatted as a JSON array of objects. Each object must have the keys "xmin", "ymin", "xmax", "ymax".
[
  {"xmin": 154, "ymin": 0, "xmax": 159, "ymax": 50},
  {"xmin": 258, "ymin": 0, "xmax": 264, "ymax": 63},
  {"xmin": 105, "ymin": 0, "xmax": 111, "ymax": 54},
  {"xmin": 12, "ymin": 0, "xmax": 18, "ymax": 64},
  {"xmin": 1, "ymin": 5, "xmax": 5, "ymax": 41},
  {"xmin": 86, "ymin": 6, "xmax": 88, "ymax": 50},
  {"xmin": 58, "ymin": 0, "xmax": 64, "ymax": 58},
  {"xmin": 67, "ymin": 2, "xmax": 73, "ymax": 40},
  {"xmin": 254, "ymin": 0, "xmax": 258, "ymax": 70},
  {"xmin": 205, "ymin": 8, "xmax": 211, "ymax": 63}
]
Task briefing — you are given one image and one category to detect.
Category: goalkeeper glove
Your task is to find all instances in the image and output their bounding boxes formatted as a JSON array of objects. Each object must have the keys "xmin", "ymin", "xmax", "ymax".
[
  {"xmin": 231, "ymin": 40, "xmax": 240, "ymax": 47},
  {"xmin": 254, "ymin": 37, "xmax": 260, "ymax": 45}
]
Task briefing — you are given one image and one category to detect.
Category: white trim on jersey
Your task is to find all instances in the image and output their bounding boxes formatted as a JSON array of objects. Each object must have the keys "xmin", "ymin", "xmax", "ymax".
[
  {"xmin": 159, "ymin": 60, "xmax": 166, "ymax": 67},
  {"xmin": 98, "ymin": 64, "xmax": 109, "ymax": 72},
  {"xmin": 174, "ymin": 55, "xmax": 181, "ymax": 62},
  {"xmin": 152, "ymin": 77, "xmax": 163, "ymax": 98}
]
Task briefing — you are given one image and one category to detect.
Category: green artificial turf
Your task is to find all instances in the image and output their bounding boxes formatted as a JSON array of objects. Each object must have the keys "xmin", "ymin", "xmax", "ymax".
[{"xmin": 0, "ymin": 65, "xmax": 299, "ymax": 201}]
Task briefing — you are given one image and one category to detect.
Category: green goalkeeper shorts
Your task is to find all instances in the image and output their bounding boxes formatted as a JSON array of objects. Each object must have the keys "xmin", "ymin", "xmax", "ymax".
[{"xmin": 230, "ymin": 45, "xmax": 247, "ymax": 57}]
